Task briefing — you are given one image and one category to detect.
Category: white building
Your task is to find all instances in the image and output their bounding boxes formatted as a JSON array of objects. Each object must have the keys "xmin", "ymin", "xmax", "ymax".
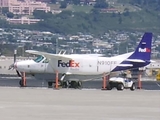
[
  {"xmin": 8, "ymin": 0, "xmax": 50, "ymax": 15},
  {"xmin": 7, "ymin": 17, "xmax": 41, "ymax": 24}
]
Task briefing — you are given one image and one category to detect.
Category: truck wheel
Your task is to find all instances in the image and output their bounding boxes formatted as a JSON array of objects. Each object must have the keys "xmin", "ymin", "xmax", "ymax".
[
  {"xmin": 130, "ymin": 83, "xmax": 136, "ymax": 91},
  {"xmin": 107, "ymin": 83, "xmax": 112, "ymax": 90},
  {"xmin": 117, "ymin": 83, "xmax": 124, "ymax": 91}
]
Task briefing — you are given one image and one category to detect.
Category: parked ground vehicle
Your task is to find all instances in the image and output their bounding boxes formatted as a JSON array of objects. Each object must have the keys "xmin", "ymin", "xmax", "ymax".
[{"xmin": 107, "ymin": 77, "xmax": 136, "ymax": 91}]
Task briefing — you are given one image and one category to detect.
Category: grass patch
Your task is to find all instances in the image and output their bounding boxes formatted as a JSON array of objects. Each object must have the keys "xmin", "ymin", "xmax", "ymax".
[{"xmin": 69, "ymin": 5, "xmax": 93, "ymax": 13}]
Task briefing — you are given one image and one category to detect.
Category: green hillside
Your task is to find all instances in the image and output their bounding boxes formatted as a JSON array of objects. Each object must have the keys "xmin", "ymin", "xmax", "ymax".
[{"xmin": 1, "ymin": 0, "xmax": 160, "ymax": 35}]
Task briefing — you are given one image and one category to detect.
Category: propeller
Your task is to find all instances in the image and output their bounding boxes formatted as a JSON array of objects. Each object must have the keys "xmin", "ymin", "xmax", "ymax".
[
  {"xmin": 8, "ymin": 49, "xmax": 17, "ymax": 70},
  {"xmin": 8, "ymin": 50, "xmax": 22, "ymax": 77}
]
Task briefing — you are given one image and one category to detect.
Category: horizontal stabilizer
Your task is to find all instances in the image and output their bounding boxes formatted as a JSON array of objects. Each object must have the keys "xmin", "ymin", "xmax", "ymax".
[
  {"xmin": 125, "ymin": 59, "xmax": 145, "ymax": 63},
  {"xmin": 118, "ymin": 64, "xmax": 133, "ymax": 67},
  {"xmin": 150, "ymin": 60, "xmax": 156, "ymax": 63}
]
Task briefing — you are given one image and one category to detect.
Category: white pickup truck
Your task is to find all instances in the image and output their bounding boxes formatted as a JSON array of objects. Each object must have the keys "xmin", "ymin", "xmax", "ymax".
[{"xmin": 107, "ymin": 77, "xmax": 136, "ymax": 91}]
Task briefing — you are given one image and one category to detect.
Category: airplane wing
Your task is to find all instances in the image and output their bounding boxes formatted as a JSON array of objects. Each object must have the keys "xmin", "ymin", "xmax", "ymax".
[{"xmin": 25, "ymin": 50, "xmax": 72, "ymax": 60}]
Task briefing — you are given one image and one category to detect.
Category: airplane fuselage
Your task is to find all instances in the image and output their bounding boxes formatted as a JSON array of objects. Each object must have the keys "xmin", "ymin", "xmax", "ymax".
[
  {"xmin": 15, "ymin": 52, "xmax": 150, "ymax": 81},
  {"xmin": 16, "ymin": 55, "xmax": 128, "ymax": 75}
]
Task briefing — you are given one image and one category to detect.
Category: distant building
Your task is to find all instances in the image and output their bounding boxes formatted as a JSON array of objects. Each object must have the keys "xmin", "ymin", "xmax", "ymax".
[
  {"xmin": 0, "ymin": 0, "xmax": 10, "ymax": 7},
  {"xmin": 80, "ymin": 0, "xmax": 96, "ymax": 5},
  {"xmin": 100, "ymin": 8, "xmax": 119, "ymax": 13},
  {"xmin": 51, "ymin": 9, "xmax": 62, "ymax": 14},
  {"xmin": 8, "ymin": 0, "xmax": 50, "ymax": 15},
  {"xmin": 35, "ymin": 0, "xmax": 51, "ymax": 2},
  {"xmin": 7, "ymin": 17, "xmax": 41, "ymax": 24}
]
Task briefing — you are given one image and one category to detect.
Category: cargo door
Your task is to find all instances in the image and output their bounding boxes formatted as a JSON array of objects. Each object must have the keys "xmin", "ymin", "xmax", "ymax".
[{"xmin": 82, "ymin": 58, "xmax": 98, "ymax": 74}]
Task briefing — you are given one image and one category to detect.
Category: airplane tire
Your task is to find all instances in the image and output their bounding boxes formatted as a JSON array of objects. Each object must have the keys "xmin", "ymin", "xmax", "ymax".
[
  {"xmin": 48, "ymin": 82, "xmax": 53, "ymax": 88},
  {"xmin": 19, "ymin": 80, "xmax": 23, "ymax": 87},
  {"xmin": 70, "ymin": 81, "xmax": 78, "ymax": 88},
  {"xmin": 62, "ymin": 81, "xmax": 69, "ymax": 88},
  {"xmin": 130, "ymin": 83, "xmax": 136, "ymax": 91},
  {"xmin": 117, "ymin": 83, "xmax": 124, "ymax": 91},
  {"xmin": 107, "ymin": 83, "xmax": 112, "ymax": 90}
]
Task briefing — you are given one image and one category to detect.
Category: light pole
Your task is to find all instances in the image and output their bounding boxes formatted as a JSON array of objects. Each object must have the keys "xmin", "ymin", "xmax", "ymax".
[{"xmin": 18, "ymin": 45, "xmax": 24, "ymax": 57}]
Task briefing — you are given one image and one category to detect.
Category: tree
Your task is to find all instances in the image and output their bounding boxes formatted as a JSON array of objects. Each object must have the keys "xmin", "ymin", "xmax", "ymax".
[
  {"xmin": 60, "ymin": 1, "xmax": 67, "ymax": 8},
  {"xmin": 111, "ymin": 12, "xmax": 116, "ymax": 17},
  {"xmin": 2, "ymin": 7, "xmax": 9, "ymax": 15},
  {"xmin": 50, "ymin": 0, "xmax": 57, "ymax": 4},
  {"xmin": 33, "ymin": 10, "xmax": 52, "ymax": 19},
  {"xmin": 72, "ymin": 0, "xmax": 80, "ymax": 5},
  {"xmin": 91, "ymin": 8, "xmax": 100, "ymax": 15},
  {"xmin": 123, "ymin": 8, "xmax": 130, "ymax": 16},
  {"xmin": 7, "ymin": 12, "xmax": 14, "ymax": 18},
  {"xmin": 7, "ymin": 34, "xmax": 16, "ymax": 43},
  {"xmin": 57, "ymin": 10, "xmax": 72, "ymax": 19},
  {"xmin": 94, "ymin": 0, "xmax": 108, "ymax": 9},
  {"xmin": 118, "ymin": 16, "xmax": 122, "ymax": 24}
]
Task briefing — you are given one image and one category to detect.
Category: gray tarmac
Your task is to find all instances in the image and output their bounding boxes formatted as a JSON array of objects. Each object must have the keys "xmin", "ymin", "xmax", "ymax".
[
  {"xmin": 0, "ymin": 76, "xmax": 160, "ymax": 120},
  {"xmin": 0, "ymin": 87, "xmax": 159, "ymax": 120},
  {"xmin": 0, "ymin": 76, "xmax": 160, "ymax": 90}
]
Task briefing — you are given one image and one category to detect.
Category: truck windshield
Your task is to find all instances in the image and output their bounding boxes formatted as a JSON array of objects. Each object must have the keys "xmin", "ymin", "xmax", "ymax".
[{"xmin": 34, "ymin": 55, "xmax": 44, "ymax": 63}]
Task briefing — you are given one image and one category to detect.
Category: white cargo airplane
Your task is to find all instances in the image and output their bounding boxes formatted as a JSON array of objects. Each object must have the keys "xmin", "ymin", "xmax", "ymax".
[{"xmin": 12, "ymin": 32, "xmax": 153, "ymax": 88}]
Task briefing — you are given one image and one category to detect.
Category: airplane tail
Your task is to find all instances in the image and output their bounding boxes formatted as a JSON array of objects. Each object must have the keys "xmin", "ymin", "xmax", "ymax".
[{"xmin": 128, "ymin": 32, "xmax": 152, "ymax": 61}]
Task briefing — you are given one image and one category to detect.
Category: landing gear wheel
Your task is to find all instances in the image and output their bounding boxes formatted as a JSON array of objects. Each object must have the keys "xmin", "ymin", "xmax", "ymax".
[
  {"xmin": 62, "ymin": 81, "xmax": 69, "ymax": 88},
  {"xmin": 130, "ymin": 83, "xmax": 136, "ymax": 91},
  {"xmin": 48, "ymin": 82, "xmax": 53, "ymax": 88},
  {"xmin": 107, "ymin": 83, "xmax": 112, "ymax": 90},
  {"xmin": 70, "ymin": 81, "xmax": 77, "ymax": 88},
  {"xmin": 19, "ymin": 80, "xmax": 23, "ymax": 86},
  {"xmin": 69, "ymin": 81, "xmax": 82, "ymax": 89},
  {"xmin": 19, "ymin": 80, "xmax": 25, "ymax": 87},
  {"xmin": 117, "ymin": 83, "xmax": 124, "ymax": 91}
]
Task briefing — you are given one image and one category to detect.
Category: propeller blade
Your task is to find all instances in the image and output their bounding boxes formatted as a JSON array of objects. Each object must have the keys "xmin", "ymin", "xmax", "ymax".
[
  {"xmin": 8, "ymin": 50, "xmax": 17, "ymax": 70},
  {"xmin": 8, "ymin": 63, "xmax": 14, "ymax": 70},
  {"xmin": 14, "ymin": 50, "xmax": 17, "ymax": 63}
]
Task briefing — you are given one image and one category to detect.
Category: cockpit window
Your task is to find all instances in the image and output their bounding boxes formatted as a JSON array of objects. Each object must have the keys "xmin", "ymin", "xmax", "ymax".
[
  {"xmin": 42, "ymin": 58, "xmax": 49, "ymax": 63},
  {"xmin": 34, "ymin": 55, "xmax": 44, "ymax": 63}
]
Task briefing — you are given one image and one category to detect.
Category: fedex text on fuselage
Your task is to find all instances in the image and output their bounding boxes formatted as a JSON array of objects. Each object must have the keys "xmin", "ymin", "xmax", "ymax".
[{"xmin": 58, "ymin": 60, "xmax": 80, "ymax": 67}]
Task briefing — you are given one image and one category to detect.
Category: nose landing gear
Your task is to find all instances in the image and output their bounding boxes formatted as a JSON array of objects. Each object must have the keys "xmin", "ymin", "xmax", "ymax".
[
  {"xmin": 19, "ymin": 72, "xmax": 26, "ymax": 87},
  {"xmin": 19, "ymin": 80, "xmax": 26, "ymax": 87}
]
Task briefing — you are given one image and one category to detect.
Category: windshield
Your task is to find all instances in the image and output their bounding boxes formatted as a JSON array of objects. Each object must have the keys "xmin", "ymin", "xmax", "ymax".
[
  {"xmin": 34, "ymin": 55, "xmax": 44, "ymax": 63},
  {"xmin": 42, "ymin": 58, "xmax": 49, "ymax": 63}
]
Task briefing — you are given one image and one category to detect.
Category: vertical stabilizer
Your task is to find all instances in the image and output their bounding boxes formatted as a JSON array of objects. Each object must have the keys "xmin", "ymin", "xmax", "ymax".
[{"xmin": 128, "ymin": 32, "xmax": 152, "ymax": 61}]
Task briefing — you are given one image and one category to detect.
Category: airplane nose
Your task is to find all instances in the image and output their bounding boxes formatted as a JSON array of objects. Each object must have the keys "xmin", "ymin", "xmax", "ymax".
[{"xmin": 14, "ymin": 60, "xmax": 34, "ymax": 72}]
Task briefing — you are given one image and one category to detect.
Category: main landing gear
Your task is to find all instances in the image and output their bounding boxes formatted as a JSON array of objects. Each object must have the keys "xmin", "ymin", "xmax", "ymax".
[
  {"xmin": 19, "ymin": 80, "xmax": 26, "ymax": 87},
  {"xmin": 47, "ymin": 81, "xmax": 82, "ymax": 89}
]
